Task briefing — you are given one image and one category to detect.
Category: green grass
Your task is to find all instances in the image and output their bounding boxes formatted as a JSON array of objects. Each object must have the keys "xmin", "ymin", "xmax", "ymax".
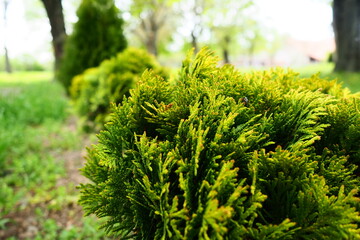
[
  {"xmin": 236, "ymin": 62, "xmax": 360, "ymax": 93},
  {"xmin": 0, "ymin": 71, "xmax": 54, "ymax": 84},
  {"xmin": 294, "ymin": 62, "xmax": 360, "ymax": 93},
  {"xmin": 0, "ymin": 72, "xmax": 109, "ymax": 239}
]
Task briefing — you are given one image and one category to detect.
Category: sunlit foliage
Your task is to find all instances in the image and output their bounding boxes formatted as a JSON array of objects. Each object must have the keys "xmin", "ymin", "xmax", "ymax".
[
  {"xmin": 79, "ymin": 49, "xmax": 360, "ymax": 239},
  {"xmin": 70, "ymin": 47, "xmax": 168, "ymax": 131}
]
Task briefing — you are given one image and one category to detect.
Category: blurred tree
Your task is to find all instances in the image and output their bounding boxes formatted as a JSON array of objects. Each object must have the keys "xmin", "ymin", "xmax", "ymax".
[
  {"xmin": 333, "ymin": 0, "xmax": 360, "ymax": 71},
  {"xmin": 58, "ymin": 0, "xmax": 127, "ymax": 93},
  {"xmin": 266, "ymin": 33, "xmax": 283, "ymax": 66},
  {"xmin": 189, "ymin": 0, "xmax": 203, "ymax": 53},
  {"xmin": 180, "ymin": 0, "xmax": 210, "ymax": 54},
  {"xmin": 243, "ymin": 20, "xmax": 267, "ymax": 65},
  {"xmin": 207, "ymin": 0, "xmax": 254, "ymax": 64},
  {"xmin": 129, "ymin": 0, "xmax": 178, "ymax": 57},
  {"xmin": 40, "ymin": 0, "xmax": 66, "ymax": 71},
  {"xmin": 211, "ymin": 26, "xmax": 235, "ymax": 64},
  {"xmin": 3, "ymin": 0, "xmax": 11, "ymax": 73}
]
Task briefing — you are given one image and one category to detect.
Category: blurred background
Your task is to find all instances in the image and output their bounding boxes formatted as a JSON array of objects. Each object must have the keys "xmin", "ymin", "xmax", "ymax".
[
  {"xmin": 0, "ymin": 0, "xmax": 334, "ymax": 71},
  {"xmin": 2, "ymin": 1, "xmax": 360, "ymax": 239}
]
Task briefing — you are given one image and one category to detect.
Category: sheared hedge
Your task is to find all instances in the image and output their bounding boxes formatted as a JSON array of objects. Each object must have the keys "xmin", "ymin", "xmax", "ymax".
[
  {"xmin": 79, "ymin": 49, "xmax": 360, "ymax": 239},
  {"xmin": 70, "ymin": 47, "xmax": 168, "ymax": 131}
]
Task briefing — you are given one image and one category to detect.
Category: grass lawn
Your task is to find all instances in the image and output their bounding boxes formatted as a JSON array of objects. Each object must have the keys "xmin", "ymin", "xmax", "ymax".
[
  {"xmin": 237, "ymin": 62, "xmax": 360, "ymax": 93},
  {"xmin": 0, "ymin": 71, "xmax": 54, "ymax": 84},
  {"xmin": 294, "ymin": 62, "xmax": 360, "ymax": 93},
  {"xmin": 0, "ymin": 72, "xmax": 110, "ymax": 239}
]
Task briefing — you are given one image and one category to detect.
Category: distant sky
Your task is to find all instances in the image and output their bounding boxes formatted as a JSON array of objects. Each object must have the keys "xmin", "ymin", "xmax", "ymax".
[
  {"xmin": 0, "ymin": 0, "xmax": 49, "ymax": 63},
  {"xmin": 0, "ymin": 0, "xmax": 78, "ymax": 63},
  {"xmin": 256, "ymin": 0, "xmax": 333, "ymax": 41},
  {"xmin": 0, "ymin": 0, "xmax": 333, "ymax": 63}
]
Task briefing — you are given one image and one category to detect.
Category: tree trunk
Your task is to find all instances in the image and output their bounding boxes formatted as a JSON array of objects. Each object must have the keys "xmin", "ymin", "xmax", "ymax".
[
  {"xmin": 140, "ymin": 14, "xmax": 158, "ymax": 57},
  {"xmin": 40, "ymin": 0, "xmax": 66, "ymax": 71},
  {"xmin": 146, "ymin": 31, "xmax": 158, "ymax": 57},
  {"xmin": 248, "ymin": 43, "xmax": 256, "ymax": 66},
  {"xmin": 191, "ymin": 31, "xmax": 199, "ymax": 54},
  {"xmin": 333, "ymin": 0, "xmax": 360, "ymax": 72},
  {"xmin": 223, "ymin": 48, "xmax": 230, "ymax": 64},
  {"xmin": 4, "ymin": 47, "xmax": 11, "ymax": 73},
  {"xmin": 190, "ymin": 0, "xmax": 203, "ymax": 55},
  {"xmin": 222, "ymin": 35, "xmax": 231, "ymax": 64}
]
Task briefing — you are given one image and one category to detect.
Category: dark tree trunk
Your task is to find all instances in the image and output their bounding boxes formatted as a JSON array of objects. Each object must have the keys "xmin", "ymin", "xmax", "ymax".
[
  {"xmin": 223, "ymin": 48, "xmax": 230, "ymax": 64},
  {"xmin": 222, "ymin": 35, "xmax": 231, "ymax": 64},
  {"xmin": 40, "ymin": 0, "xmax": 66, "ymax": 71},
  {"xmin": 333, "ymin": 0, "xmax": 360, "ymax": 72},
  {"xmin": 191, "ymin": 31, "xmax": 199, "ymax": 54}
]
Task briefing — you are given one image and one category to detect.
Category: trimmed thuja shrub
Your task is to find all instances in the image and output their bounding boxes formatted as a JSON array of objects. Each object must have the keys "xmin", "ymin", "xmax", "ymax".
[
  {"xmin": 58, "ymin": 0, "xmax": 127, "ymax": 93},
  {"xmin": 79, "ymin": 49, "xmax": 360, "ymax": 239},
  {"xmin": 70, "ymin": 47, "xmax": 168, "ymax": 131}
]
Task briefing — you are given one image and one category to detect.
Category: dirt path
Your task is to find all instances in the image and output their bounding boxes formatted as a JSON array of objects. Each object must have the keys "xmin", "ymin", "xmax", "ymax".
[{"xmin": 55, "ymin": 115, "xmax": 90, "ymax": 187}]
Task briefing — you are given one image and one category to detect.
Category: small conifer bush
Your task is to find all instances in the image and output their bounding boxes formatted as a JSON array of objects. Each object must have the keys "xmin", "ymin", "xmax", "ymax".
[
  {"xmin": 58, "ymin": 0, "xmax": 127, "ymax": 93},
  {"xmin": 79, "ymin": 49, "xmax": 360, "ymax": 239},
  {"xmin": 70, "ymin": 47, "xmax": 168, "ymax": 131}
]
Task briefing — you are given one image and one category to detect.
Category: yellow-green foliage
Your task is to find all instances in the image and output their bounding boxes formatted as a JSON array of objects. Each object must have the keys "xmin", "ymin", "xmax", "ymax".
[
  {"xmin": 70, "ymin": 47, "xmax": 168, "ymax": 131},
  {"xmin": 79, "ymin": 49, "xmax": 360, "ymax": 239}
]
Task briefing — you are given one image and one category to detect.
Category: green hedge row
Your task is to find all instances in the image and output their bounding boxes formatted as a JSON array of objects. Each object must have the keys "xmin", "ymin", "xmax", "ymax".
[
  {"xmin": 70, "ymin": 47, "xmax": 168, "ymax": 131},
  {"xmin": 79, "ymin": 49, "xmax": 360, "ymax": 239},
  {"xmin": 58, "ymin": 0, "xmax": 127, "ymax": 93}
]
